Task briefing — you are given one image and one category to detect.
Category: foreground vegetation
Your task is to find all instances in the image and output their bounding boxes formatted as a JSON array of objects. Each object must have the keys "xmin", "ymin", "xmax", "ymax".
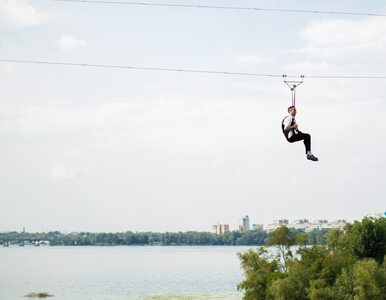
[
  {"xmin": 0, "ymin": 228, "xmax": 328, "ymax": 246},
  {"xmin": 238, "ymin": 217, "xmax": 386, "ymax": 299}
]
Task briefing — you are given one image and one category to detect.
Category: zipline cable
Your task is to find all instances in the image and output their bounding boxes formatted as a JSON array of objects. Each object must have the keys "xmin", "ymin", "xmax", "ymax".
[
  {"xmin": 49, "ymin": 0, "xmax": 386, "ymax": 17},
  {"xmin": 2, "ymin": 59, "xmax": 386, "ymax": 79},
  {"xmin": 0, "ymin": 59, "xmax": 284, "ymax": 78}
]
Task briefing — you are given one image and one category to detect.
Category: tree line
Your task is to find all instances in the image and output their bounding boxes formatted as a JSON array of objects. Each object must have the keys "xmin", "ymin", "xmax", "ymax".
[
  {"xmin": 0, "ymin": 227, "xmax": 329, "ymax": 246},
  {"xmin": 238, "ymin": 217, "xmax": 386, "ymax": 299}
]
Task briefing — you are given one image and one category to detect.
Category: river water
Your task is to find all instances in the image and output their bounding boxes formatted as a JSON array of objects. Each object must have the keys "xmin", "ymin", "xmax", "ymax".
[{"xmin": 0, "ymin": 246, "xmax": 260, "ymax": 300}]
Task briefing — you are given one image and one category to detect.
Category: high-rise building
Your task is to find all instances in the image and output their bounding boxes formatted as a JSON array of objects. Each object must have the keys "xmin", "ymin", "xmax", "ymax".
[
  {"xmin": 220, "ymin": 224, "xmax": 229, "ymax": 234},
  {"xmin": 212, "ymin": 223, "xmax": 230, "ymax": 235},
  {"xmin": 242, "ymin": 215, "xmax": 250, "ymax": 232}
]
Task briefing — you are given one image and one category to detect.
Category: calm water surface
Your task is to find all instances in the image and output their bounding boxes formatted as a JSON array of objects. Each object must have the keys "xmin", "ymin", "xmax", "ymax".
[{"xmin": 0, "ymin": 246, "xmax": 259, "ymax": 300}]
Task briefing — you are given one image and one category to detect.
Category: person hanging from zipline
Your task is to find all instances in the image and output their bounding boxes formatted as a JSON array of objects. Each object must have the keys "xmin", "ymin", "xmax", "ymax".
[
  {"xmin": 282, "ymin": 106, "xmax": 318, "ymax": 161},
  {"xmin": 281, "ymin": 75, "xmax": 318, "ymax": 162}
]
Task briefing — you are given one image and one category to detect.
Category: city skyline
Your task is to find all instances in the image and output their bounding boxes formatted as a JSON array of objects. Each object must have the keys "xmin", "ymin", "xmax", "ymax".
[
  {"xmin": 214, "ymin": 211, "xmax": 385, "ymax": 233},
  {"xmin": 1, "ymin": 211, "xmax": 384, "ymax": 234}
]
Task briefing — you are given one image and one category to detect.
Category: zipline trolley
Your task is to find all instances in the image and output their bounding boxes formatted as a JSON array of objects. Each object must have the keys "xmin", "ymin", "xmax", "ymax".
[{"xmin": 283, "ymin": 74, "xmax": 304, "ymax": 107}]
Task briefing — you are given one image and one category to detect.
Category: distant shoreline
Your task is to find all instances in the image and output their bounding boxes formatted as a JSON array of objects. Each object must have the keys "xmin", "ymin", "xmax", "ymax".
[{"xmin": 0, "ymin": 228, "xmax": 329, "ymax": 247}]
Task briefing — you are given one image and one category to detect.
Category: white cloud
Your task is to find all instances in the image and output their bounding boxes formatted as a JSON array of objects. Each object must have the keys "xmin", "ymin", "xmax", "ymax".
[
  {"xmin": 0, "ymin": 0, "xmax": 46, "ymax": 29},
  {"xmin": 234, "ymin": 54, "xmax": 271, "ymax": 65},
  {"xmin": 0, "ymin": 63, "xmax": 15, "ymax": 73},
  {"xmin": 55, "ymin": 36, "xmax": 87, "ymax": 50},
  {"xmin": 231, "ymin": 82, "xmax": 284, "ymax": 93},
  {"xmin": 50, "ymin": 163, "xmax": 77, "ymax": 182},
  {"xmin": 283, "ymin": 16, "xmax": 386, "ymax": 104},
  {"xmin": 3, "ymin": 94, "xmax": 279, "ymax": 156},
  {"xmin": 13, "ymin": 102, "xmax": 132, "ymax": 136},
  {"xmin": 300, "ymin": 18, "xmax": 386, "ymax": 47},
  {"xmin": 296, "ymin": 17, "xmax": 386, "ymax": 65},
  {"xmin": 212, "ymin": 155, "xmax": 226, "ymax": 167}
]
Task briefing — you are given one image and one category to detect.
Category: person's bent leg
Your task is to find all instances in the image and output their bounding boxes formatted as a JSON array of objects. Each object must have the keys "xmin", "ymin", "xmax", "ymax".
[
  {"xmin": 303, "ymin": 133, "xmax": 311, "ymax": 154},
  {"xmin": 288, "ymin": 132, "xmax": 307, "ymax": 146},
  {"xmin": 288, "ymin": 132, "xmax": 318, "ymax": 161},
  {"xmin": 299, "ymin": 132, "xmax": 318, "ymax": 161}
]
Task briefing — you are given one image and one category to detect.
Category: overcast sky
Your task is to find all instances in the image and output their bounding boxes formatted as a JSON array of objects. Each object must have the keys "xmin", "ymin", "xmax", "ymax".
[{"xmin": 0, "ymin": 0, "xmax": 385, "ymax": 232}]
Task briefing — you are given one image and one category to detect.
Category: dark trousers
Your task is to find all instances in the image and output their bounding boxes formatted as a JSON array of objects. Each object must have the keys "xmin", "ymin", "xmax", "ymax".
[{"xmin": 287, "ymin": 131, "xmax": 311, "ymax": 153}]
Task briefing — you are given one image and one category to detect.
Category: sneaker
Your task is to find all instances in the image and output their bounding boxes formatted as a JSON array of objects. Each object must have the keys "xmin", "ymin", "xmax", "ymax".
[{"xmin": 307, "ymin": 154, "xmax": 319, "ymax": 161}]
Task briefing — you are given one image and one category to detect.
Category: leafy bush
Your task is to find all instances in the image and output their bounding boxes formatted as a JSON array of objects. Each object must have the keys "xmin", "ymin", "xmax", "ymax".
[{"xmin": 238, "ymin": 217, "xmax": 386, "ymax": 300}]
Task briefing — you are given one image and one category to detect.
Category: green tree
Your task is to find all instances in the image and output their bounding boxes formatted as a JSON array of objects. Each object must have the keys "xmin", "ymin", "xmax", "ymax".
[
  {"xmin": 268, "ymin": 262, "xmax": 311, "ymax": 300},
  {"xmin": 237, "ymin": 247, "xmax": 281, "ymax": 300},
  {"xmin": 266, "ymin": 226, "xmax": 295, "ymax": 272},
  {"xmin": 307, "ymin": 279, "xmax": 334, "ymax": 300},
  {"xmin": 350, "ymin": 217, "xmax": 386, "ymax": 263},
  {"xmin": 352, "ymin": 258, "xmax": 386, "ymax": 300},
  {"xmin": 295, "ymin": 232, "xmax": 308, "ymax": 246},
  {"xmin": 333, "ymin": 267, "xmax": 355, "ymax": 300}
]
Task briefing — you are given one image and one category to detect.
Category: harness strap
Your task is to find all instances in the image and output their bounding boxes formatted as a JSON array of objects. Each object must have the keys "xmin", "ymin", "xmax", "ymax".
[{"xmin": 292, "ymin": 88, "xmax": 295, "ymax": 107}]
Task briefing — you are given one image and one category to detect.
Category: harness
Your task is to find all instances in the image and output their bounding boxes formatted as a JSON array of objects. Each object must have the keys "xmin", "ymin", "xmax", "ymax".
[{"xmin": 281, "ymin": 116, "xmax": 295, "ymax": 140}]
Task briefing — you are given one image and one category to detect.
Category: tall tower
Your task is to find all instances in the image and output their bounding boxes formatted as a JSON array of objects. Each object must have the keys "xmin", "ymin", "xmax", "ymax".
[{"xmin": 242, "ymin": 215, "xmax": 250, "ymax": 232}]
